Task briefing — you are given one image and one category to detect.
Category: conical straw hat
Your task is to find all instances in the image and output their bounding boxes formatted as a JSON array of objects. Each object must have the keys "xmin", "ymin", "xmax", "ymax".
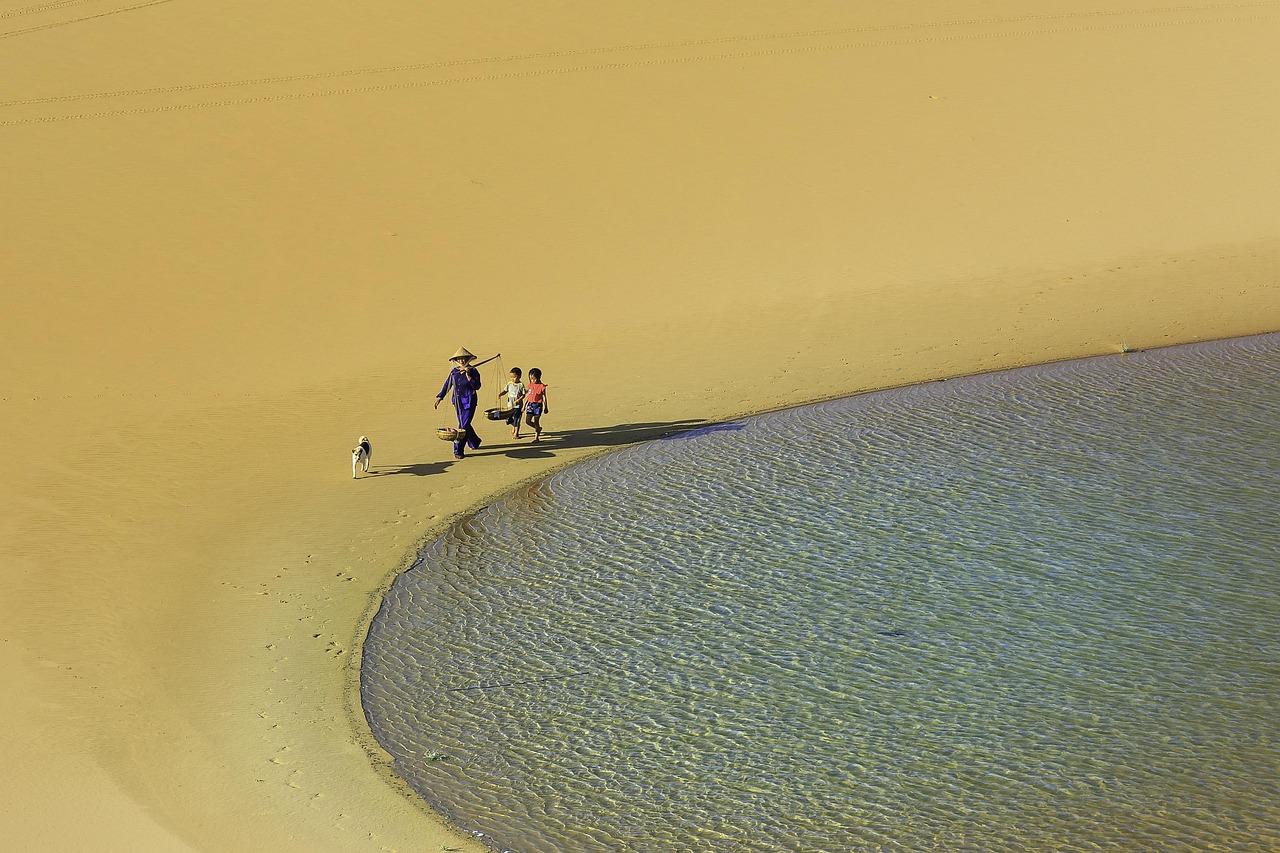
[{"xmin": 449, "ymin": 347, "xmax": 475, "ymax": 362}]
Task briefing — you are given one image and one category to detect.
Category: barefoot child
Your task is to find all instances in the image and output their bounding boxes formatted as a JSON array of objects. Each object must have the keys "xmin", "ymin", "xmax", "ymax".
[
  {"xmin": 524, "ymin": 368, "xmax": 549, "ymax": 443},
  {"xmin": 499, "ymin": 367, "xmax": 526, "ymax": 439}
]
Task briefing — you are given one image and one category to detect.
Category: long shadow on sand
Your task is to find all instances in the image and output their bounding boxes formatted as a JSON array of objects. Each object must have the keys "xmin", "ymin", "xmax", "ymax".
[
  {"xmin": 479, "ymin": 418, "xmax": 744, "ymax": 460},
  {"xmin": 376, "ymin": 420, "xmax": 744, "ymax": 474},
  {"xmin": 369, "ymin": 460, "xmax": 455, "ymax": 477}
]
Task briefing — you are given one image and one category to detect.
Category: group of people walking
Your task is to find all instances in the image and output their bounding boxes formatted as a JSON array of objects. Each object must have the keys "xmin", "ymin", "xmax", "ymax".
[{"xmin": 434, "ymin": 347, "xmax": 549, "ymax": 460}]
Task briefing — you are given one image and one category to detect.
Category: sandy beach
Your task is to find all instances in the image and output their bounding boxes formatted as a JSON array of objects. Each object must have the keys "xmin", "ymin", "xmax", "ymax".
[{"xmin": 2, "ymin": 1, "xmax": 1278, "ymax": 850}]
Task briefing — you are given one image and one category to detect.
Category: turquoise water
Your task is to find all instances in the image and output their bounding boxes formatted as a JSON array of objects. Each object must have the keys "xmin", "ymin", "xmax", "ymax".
[{"xmin": 362, "ymin": 334, "xmax": 1280, "ymax": 852}]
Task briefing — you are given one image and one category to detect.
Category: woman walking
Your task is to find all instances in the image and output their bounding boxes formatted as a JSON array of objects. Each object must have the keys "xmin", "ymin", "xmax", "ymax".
[{"xmin": 434, "ymin": 347, "xmax": 483, "ymax": 458}]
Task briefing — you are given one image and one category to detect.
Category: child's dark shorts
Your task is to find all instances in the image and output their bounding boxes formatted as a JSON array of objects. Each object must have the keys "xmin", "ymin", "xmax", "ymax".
[
  {"xmin": 525, "ymin": 402, "xmax": 544, "ymax": 418},
  {"xmin": 506, "ymin": 405, "xmax": 523, "ymax": 426}
]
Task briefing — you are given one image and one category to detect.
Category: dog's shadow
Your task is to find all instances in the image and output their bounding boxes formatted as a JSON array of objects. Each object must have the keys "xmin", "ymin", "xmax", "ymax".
[{"xmin": 367, "ymin": 460, "xmax": 454, "ymax": 477}]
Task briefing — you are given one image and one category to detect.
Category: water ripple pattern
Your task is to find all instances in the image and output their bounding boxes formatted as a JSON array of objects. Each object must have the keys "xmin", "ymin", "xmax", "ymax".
[{"xmin": 362, "ymin": 334, "xmax": 1280, "ymax": 852}]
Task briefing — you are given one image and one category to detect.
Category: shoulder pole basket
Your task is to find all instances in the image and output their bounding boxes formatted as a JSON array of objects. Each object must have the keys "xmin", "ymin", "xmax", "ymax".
[{"xmin": 485, "ymin": 353, "xmax": 513, "ymax": 420}]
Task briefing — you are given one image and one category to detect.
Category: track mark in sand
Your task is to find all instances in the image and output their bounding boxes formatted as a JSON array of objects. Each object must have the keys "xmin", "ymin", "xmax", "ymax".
[
  {"xmin": 1, "ymin": 0, "xmax": 107, "ymax": 19},
  {"xmin": 0, "ymin": 0, "xmax": 175, "ymax": 39},
  {"xmin": 3, "ymin": 1, "xmax": 1276, "ymax": 106},
  {"xmin": 2, "ymin": 8, "xmax": 1276, "ymax": 126}
]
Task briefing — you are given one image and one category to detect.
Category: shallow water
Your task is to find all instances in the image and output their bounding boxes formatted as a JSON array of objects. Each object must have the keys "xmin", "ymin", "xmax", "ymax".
[{"xmin": 362, "ymin": 334, "xmax": 1280, "ymax": 852}]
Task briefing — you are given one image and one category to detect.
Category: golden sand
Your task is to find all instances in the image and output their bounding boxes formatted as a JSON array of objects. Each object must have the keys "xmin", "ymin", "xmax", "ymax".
[{"xmin": 2, "ymin": 2, "xmax": 1277, "ymax": 849}]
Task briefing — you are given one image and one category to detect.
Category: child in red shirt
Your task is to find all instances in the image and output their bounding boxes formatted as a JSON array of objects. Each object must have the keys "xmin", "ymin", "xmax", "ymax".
[{"xmin": 523, "ymin": 368, "xmax": 549, "ymax": 443}]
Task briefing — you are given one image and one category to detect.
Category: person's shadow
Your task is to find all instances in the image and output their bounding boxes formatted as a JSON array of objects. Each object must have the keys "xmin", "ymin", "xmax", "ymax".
[
  {"xmin": 368, "ymin": 460, "xmax": 454, "ymax": 477},
  {"xmin": 370, "ymin": 419, "xmax": 747, "ymax": 474},
  {"xmin": 481, "ymin": 418, "xmax": 745, "ymax": 459}
]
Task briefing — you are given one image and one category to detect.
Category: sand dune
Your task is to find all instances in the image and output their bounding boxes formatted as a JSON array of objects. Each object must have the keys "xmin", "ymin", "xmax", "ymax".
[{"xmin": 2, "ymin": 1, "xmax": 1277, "ymax": 849}]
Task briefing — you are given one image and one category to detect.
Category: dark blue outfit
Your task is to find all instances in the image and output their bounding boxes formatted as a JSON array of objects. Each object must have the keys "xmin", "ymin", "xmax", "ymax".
[{"xmin": 438, "ymin": 367, "xmax": 482, "ymax": 456}]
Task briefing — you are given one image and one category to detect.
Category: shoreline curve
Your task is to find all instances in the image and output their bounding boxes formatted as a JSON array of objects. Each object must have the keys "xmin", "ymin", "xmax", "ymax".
[{"xmin": 349, "ymin": 330, "xmax": 1279, "ymax": 843}]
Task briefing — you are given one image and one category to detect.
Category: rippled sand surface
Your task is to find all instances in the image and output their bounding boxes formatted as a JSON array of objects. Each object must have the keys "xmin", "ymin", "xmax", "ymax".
[{"xmin": 364, "ymin": 335, "xmax": 1280, "ymax": 852}]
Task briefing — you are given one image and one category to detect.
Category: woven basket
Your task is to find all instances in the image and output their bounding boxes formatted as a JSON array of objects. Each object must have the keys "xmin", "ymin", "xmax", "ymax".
[
  {"xmin": 485, "ymin": 407, "xmax": 513, "ymax": 421},
  {"xmin": 436, "ymin": 427, "xmax": 465, "ymax": 442}
]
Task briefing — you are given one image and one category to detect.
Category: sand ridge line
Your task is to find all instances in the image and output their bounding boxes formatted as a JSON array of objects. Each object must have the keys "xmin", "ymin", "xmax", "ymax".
[
  {"xmin": 0, "ymin": 0, "xmax": 105, "ymax": 19},
  {"xmin": 0, "ymin": 0, "xmax": 174, "ymax": 38},
  {"xmin": 3, "ymin": 10, "xmax": 1275, "ymax": 128},
  {"xmin": 2, "ymin": 0, "xmax": 1277, "ymax": 103}
]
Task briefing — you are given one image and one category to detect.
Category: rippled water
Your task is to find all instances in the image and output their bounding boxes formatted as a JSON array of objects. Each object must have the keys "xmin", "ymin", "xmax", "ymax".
[{"xmin": 362, "ymin": 334, "xmax": 1280, "ymax": 852}]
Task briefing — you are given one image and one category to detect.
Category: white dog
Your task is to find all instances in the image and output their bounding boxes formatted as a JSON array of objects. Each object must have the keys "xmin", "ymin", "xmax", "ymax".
[{"xmin": 351, "ymin": 436, "xmax": 372, "ymax": 478}]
